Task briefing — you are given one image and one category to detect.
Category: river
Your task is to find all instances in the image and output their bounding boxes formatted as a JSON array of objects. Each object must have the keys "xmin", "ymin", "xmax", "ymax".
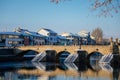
[{"xmin": 0, "ymin": 60, "xmax": 119, "ymax": 80}]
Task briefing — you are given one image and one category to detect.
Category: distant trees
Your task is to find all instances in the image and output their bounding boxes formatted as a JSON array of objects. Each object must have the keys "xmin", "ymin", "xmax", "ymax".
[{"xmin": 91, "ymin": 27, "xmax": 103, "ymax": 44}]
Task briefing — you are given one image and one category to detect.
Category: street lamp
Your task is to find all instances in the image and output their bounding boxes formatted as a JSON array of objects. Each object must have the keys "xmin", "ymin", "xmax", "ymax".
[{"xmin": 79, "ymin": 38, "xmax": 82, "ymax": 49}]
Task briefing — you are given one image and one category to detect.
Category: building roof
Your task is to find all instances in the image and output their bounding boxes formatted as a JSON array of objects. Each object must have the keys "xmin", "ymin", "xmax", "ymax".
[
  {"xmin": 28, "ymin": 31, "xmax": 44, "ymax": 37},
  {"xmin": 77, "ymin": 30, "xmax": 89, "ymax": 37},
  {"xmin": 38, "ymin": 28, "xmax": 57, "ymax": 34},
  {"xmin": 61, "ymin": 32, "xmax": 76, "ymax": 37},
  {"xmin": 90, "ymin": 36, "xmax": 95, "ymax": 40},
  {"xmin": 14, "ymin": 28, "xmax": 30, "ymax": 36},
  {"xmin": 15, "ymin": 28, "xmax": 44, "ymax": 37},
  {"xmin": 0, "ymin": 32, "xmax": 21, "ymax": 36},
  {"xmin": 57, "ymin": 35, "xmax": 66, "ymax": 40}
]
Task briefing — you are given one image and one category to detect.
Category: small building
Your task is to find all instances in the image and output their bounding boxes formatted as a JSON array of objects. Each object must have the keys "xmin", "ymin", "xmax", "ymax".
[
  {"xmin": 23, "ymin": 31, "xmax": 45, "ymax": 45},
  {"xmin": 60, "ymin": 32, "xmax": 80, "ymax": 45},
  {"xmin": 0, "ymin": 32, "xmax": 24, "ymax": 47},
  {"xmin": 57, "ymin": 35, "xmax": 67, "ymax": 45},
  {"xmin": 77, "ymin": 31, "xmax": 96, "ymax": 45},
  {"xmin": 38, "ymin": 28, "xmax": 58, "ymax": 45}
]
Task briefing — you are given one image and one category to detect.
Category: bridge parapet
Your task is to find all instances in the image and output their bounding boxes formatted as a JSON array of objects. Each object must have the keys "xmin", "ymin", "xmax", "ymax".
[{"xmin": 18, "ymin": 45, "xmax": 118, "ymax": 55}]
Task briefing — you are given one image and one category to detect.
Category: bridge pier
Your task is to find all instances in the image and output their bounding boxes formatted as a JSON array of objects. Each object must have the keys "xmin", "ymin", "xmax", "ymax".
[{"xmin": 110, "ymin": 38, "xmax": 120, "ymax": 64}]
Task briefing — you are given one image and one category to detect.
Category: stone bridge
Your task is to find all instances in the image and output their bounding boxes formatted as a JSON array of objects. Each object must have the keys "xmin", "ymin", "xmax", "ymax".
[
  {"xmin": 16, "ymin": 45, "xmax": 120, "ymax": 63},
  {"xmin": 18, "ymin": 45, "xmax": 119, "ymax": 55}
]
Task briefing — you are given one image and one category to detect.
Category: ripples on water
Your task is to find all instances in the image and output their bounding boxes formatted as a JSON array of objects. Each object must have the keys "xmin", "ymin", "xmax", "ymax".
[{"xmin": 0, "ymin": 60, "xmax": 120, "ymax": 80}]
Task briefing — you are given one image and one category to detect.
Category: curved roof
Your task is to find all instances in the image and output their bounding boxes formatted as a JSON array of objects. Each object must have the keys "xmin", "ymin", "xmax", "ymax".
[
  {"xmin": 0, "ymin": 32, "xmax": 21, "ymax": 36},
  {"xmin": 57, "ymin": 35, "xmax": 66, "ymax": 39},
  {"xmin": 15, "ymin": 28, "xmax": 44, "ymax": 37},
  {"xmin": 38, "ymin": 28, "xmax": 57, "ymax": 34},
  {"xmin": 61, "ymin": 32, "xmax": 76, "ymax": 37},
  {"xmin": 77, "ymin": 30, "xmax": 89, "ymax": 37}
]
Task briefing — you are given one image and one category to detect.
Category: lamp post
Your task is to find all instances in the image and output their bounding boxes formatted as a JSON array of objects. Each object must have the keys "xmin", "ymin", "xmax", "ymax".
[{"xmin": 79, "ymin": 38, "xmax": 82, "ymax": 49}]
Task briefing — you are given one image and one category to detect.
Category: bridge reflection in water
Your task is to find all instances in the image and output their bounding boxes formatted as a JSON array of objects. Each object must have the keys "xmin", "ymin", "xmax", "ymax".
[{"xmin": 0, "ymin": 61, "xmax": 120, "ymax": 80}]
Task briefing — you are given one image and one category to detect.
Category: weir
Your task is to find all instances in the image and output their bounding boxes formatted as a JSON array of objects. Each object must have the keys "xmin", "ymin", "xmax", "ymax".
[
  {"xmin": 99, "ymin": 53, "xmax": 113, "ymax": 63},
  {"xmin": 64, "ymin": 53, "xmax": 78, "ymax": 63},
  {"xmin": 32, "ymin": 51, "xmax": 46, "ymax": 62}
]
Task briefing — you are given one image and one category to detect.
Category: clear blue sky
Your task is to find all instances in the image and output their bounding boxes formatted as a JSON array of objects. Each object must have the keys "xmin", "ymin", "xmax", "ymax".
[{"xmin": 0, "ymin": 0, "xmax": 120, "ymax": 38}]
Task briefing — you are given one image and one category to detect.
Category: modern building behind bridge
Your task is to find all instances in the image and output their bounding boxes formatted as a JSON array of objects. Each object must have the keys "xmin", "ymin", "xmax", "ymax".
[
  {"xmin": 60, "ymin": 31, "xmax": 96, "ymax": 45},
  {"xmin": 0, "ymin": 28, "xmax": 46, "ymax": 47},
  {"xmin": 0, "ymin": 32, "xmax": 24, "ymax": 47},
  {"xmin": 0, "ymin": 28, "xmax": 96, "ymax": 47},
  {"xmin": 77, "ymin": 31, "xmax": 96, "ymax": 45},
  {"xmin": 38, "ymin": 28, "xmax": 58, "ymax": 45}
]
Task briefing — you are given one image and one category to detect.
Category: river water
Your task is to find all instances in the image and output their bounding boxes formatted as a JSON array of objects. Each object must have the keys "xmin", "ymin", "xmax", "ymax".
[{"xmin": 0, "ymin": 60, "xmax": 120, "ymax": 80}]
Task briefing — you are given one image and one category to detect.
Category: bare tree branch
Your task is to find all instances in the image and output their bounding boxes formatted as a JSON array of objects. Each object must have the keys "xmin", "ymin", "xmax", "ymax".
[
  {"xmin": 91, "ymin": 27, "xmax": 103, "ymax": 44},
  {"xmin": 91, "ymin": 0, "xmax": 120, "ymax": 17},
  {"xmin": 50, "ymin": 0, "xmax": 120, "ymax": 17}
]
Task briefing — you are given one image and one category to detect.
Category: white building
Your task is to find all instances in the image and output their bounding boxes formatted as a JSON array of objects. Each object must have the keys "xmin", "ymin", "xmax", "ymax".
[
  {"xmin": 38, "ymin": 28, "xmax": 58, "ymax": 45},
  {"xmin": 77, "ymin": 31, "xmax": 89, "ymax": 38},
  {"xmin": 60, "ymin": 32, "xmax": 80, "ymax": 45},
  {"xmin": 77, "ymin": 30, "xmax": 96, "ymax": 45}
]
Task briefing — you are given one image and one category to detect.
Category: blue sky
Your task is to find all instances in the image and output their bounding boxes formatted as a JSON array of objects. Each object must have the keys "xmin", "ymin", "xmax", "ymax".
[{"xmin": 0, "ymin": 0, "xmax": 120, "ymax": 38}]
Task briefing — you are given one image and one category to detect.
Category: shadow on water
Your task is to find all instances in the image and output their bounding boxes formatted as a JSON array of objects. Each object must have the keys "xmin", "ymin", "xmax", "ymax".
[
  {"xmin": 0, "ymin": 61, "xmax": 36, "ymax": 71},
  {"xmin": 111, "ymin": 62, "xmax": 120, "ymax": 80},
  {"xmin": 0, "ymin": 49, "xmax": 38, "ymax": 62}
]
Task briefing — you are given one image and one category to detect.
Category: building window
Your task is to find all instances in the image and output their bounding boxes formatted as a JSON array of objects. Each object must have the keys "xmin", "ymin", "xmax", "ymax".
[
  {"xmin": 2, "ymin": 35, "xmax": 6, "ymax": 39},
  {"xmin": 50, "ymin": 37, "xmax": 52, "ymax": 40}
]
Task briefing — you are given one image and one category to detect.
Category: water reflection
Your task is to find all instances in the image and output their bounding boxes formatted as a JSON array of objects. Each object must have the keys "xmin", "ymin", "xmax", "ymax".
[
  {"xmin": 89, "ymin": 60, "xmax": 102, "ymax": 72},
  {"xmin": 32, "ymin": 62, "xmax": 56, "ymax": 71},
  {"xmin": 0, "ymin": 61, "xmax": 120, "ymax": 80},
  {"xmin": 111, "ymin": 62, "xmax": 120, "ymax": 80}
]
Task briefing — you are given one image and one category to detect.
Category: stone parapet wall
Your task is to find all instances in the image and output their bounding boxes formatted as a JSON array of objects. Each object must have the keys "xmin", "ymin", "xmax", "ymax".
[{"xmin": 18, "ymin": 45, "xmax": 120, "ymax": 54}]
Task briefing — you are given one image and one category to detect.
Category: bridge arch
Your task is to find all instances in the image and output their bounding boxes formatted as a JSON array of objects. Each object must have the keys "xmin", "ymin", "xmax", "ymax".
[
  {"xmin": 56, "ymin": 51, "xmax": 71, "ymax": 63},
  {"xmin": 87, "ymin": 51, "xmax": 103, "ymax": 71},
  {"xmin": 87, "ymin": 51, "xmax": 103, "ymax": 60},
  {"xmin": 88, "ymin": 63, "xmax": 102, "ymax": 72}
]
